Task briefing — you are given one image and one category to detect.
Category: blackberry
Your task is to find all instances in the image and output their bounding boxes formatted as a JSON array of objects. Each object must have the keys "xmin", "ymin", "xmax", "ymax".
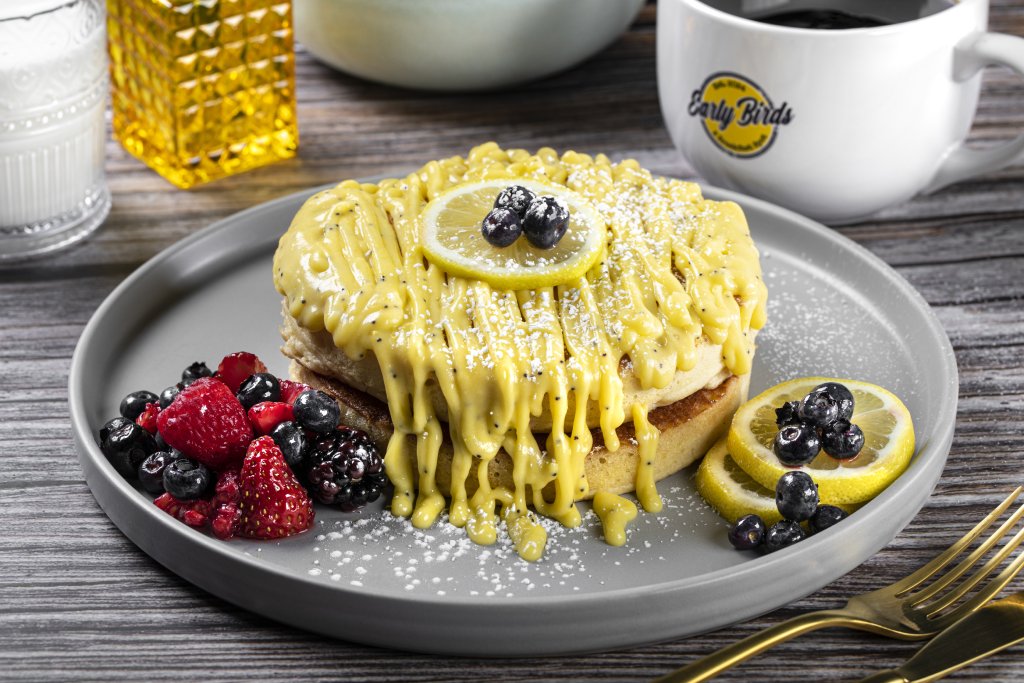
[
  {"xmin": 99, "ymin": 417, "xmax": 158, "ymax": 478},
  {"xmin": 181, "ymin": 361, "xmax": 213, "ymax": 386},
  {"xmin": 494, "ymin": 185, "xmax": 536, "ymax": 218},
  {"xmin": 120, "ymin": 390, "xmax": 158, "ymax": 420},
  {"xmin": 522, "ymin": 195, "xmax": 569, "ymax": 249},
  {"xmin": 236, "ymin": 372, "xmax": 280, "ymax": 409},
  {"xmin": 304, "ymin": 428, "xmax": 386, "ymax": 511},
  {"xmin": 481, "ymin": 207, "xmax": 522, "ymax": 248}
]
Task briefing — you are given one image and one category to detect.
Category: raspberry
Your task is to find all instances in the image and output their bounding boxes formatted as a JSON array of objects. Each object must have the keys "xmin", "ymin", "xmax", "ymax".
[
  {"xmin": 182, "ymin": 501, "xmax": 212, "ymax": 528},
  {"xmin": 154, "ymin": 492, "xmax": 184, "ymax": 517},
  {"xmin": 247, "ymin": 401, "xmax": 294, "ymax": 435},
  {"xmin": 154, "ymin": 494, "xmax": 212, "ymax": 527},
  {"xmin": 279, "ymin": 379, "xmax": 311, "ymax": 405},
  {"xmin": 238, "ymin": 436, "xmax": 314, "ymax": 539},
  {"xmin": 211, "ymin": 503, "xmax": 242, "ymax": 540},
  {"xmin": 215, "ymin": 351, "xmax": 267, "ymax": 393},
  {"xmin": 212, "ymin": 468, "xmax": 241, "ymax": 507},
  {"xmin": 156, "ymin": 377, "xmax": 252, "ymax": 471},
  {"xmin": 135, "ymin": 402, "xmax": 160, "ymax": 434}
]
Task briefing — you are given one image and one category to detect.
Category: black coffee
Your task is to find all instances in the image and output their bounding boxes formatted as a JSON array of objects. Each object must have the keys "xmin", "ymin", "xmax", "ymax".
[{"xmin": 755, "ymin": 9, "xmax": 890, "ymax": 29}]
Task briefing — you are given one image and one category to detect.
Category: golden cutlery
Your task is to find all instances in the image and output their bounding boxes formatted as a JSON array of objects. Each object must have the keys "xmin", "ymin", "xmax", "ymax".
[
  {"xmin": 654, "ymin": 486, "xmax": 1024, "ymax": 683},
  {"xmin": 858, "ymin": 590, "xmax": 1024, "ymax": 682}
]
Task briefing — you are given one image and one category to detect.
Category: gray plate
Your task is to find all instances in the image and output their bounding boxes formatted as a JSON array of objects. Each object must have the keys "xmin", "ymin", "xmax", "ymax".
[{"xmin": 69, "ymin": 184, "xmax": 957, "ymax": 657}]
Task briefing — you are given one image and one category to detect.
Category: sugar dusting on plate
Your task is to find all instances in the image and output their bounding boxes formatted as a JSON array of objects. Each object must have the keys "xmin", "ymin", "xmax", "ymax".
[{"xmin": 298, "ymin": 484, "xmax": 719, "ymax": 597}]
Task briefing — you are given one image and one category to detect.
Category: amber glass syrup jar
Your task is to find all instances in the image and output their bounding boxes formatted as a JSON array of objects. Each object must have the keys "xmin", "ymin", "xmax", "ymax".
[{"xmin": 107, "ymin": 0, "xmax": 298, "ymax": 189}]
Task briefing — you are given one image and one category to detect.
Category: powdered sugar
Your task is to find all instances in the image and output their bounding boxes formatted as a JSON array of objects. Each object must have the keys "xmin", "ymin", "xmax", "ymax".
[{"xmin": 295, "ymin": 483, "xmax": 722, "ymax": 599}]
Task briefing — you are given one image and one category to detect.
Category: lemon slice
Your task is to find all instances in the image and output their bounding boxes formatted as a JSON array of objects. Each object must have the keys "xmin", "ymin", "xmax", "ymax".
[
  {"xmin": 696, "ymin": 439, "xmax": 785, "ymax": 525},
  {"xmin": 421, "ymin": 179, "xmax": 606, "ymax": 290},
  {"xmin": 727, "ymin": 377, "xmax": 915, "ymax": 504},
  {"xmin": 696, "ymin": 438, "xmax": 857, "ymax": 525}
]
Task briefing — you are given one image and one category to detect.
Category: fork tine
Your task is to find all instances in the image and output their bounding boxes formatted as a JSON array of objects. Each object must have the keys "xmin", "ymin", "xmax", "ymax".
[
  {"xmin": 892, "ymin": 486, "xmax": 1024, "ymax": 595},
  {"xmin": 908, "ymin": 494, "xmax": 1024, "ymax": 605},
  {"xmin": 922, "ymin": 519, "xmax": 1024, "ymax": 615},
  {"xmin": 928, "ymin": 537, "xmax": 1024, "ymax": 628}
]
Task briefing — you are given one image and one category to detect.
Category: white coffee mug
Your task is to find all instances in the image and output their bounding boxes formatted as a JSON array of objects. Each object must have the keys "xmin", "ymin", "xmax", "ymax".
[{"xmin": 657, "ymin": 0, "xmax": 1024, "ymax": 223}]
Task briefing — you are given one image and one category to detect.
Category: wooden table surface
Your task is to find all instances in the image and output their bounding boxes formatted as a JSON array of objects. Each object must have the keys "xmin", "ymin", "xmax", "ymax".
[{"xmin": 4, "ymin": 2, "xmax": 1024, "ymax": 681}]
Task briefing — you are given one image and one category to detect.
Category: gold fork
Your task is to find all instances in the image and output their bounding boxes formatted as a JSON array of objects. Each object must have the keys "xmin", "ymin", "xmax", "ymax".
[{"xmin": 655, "ymin": 486, "xmax": 1024, "ymax": 683}]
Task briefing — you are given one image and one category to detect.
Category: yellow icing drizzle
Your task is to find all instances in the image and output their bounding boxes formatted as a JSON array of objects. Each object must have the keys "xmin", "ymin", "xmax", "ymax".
[
  {"xmin": 503, "ymin": 507, "xmax": 548, "ymax": 562},
  {"xmin": 593, "ymin": 491, "xmax": 639, "ymax": 547},
  {"xmin": 273, "ymin": 143, "xmax": 766, "ymax": 560}
]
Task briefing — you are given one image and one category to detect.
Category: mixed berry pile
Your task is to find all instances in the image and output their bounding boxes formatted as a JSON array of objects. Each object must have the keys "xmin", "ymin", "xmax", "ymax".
[
  {"xmin": 730, "ymin": 381, "xmax": 863, "ymax": 553},
  {"xmin": 97, "ymin": 351, "xmax": 387, "ymax": 540},
  {"xmin": 481, "ymin": 184, "xmax": 570, "ymax": 249}
]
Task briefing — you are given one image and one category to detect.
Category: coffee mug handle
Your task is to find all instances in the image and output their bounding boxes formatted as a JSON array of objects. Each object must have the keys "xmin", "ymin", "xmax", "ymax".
[{"xmin": 925, "ymin": 32, "xmax": 1024, "ymax": 194}]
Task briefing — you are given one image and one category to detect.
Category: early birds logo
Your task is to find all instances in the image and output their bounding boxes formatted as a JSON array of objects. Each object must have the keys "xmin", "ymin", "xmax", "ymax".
[{"xmin": 688, "ymin": 72, "xmax": 794, "ymax": 158}]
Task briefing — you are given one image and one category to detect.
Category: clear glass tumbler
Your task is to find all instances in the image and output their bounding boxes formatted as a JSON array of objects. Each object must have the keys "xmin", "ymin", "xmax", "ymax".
[{"xmin": 0, "ymin": 0, "xmax": 111, "ymax": 261}]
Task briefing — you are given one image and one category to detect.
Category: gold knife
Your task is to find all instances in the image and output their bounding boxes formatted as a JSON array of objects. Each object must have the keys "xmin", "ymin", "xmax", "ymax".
[{"xmin": 858, "ymin": 591, "xmax": 1024, "ymax": 683}]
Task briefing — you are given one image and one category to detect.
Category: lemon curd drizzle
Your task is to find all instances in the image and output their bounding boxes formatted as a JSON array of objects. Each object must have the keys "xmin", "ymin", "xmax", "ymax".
[{"xmin": 274, "ymin": 143, "xmax": 767, "ymax": 559}]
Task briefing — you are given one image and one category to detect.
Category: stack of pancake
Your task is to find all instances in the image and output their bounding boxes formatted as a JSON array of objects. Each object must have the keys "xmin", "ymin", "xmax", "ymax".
[{"xmin": 273, "ymin": 143, "xmax": 767, "ymax": 555}]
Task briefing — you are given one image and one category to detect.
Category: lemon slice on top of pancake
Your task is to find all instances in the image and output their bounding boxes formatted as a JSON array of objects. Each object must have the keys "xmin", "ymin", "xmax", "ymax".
[{"xmin": 421, "ymin": 179, "xmax": 606, "ymax": 290}]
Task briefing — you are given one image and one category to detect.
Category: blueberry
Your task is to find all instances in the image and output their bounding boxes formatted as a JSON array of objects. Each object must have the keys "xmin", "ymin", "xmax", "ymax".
[
  {"xmin": 821, "ymin": 419, "xmax": 865, "ymax": 460},
  {"xmin": 775, "ymin": 471, "xmax": 819, "ymax": 522},
  {"xmin": 728, "ymin": 514, "xmax": 766, "ymax": 550},
  {"xmin": 293, "ymin": 390, "xmax": 341, "ymax": 434},
  {"xmin": 271, "ymin": 420, "xmax": 308, "ymax": 469},
  {"xmin": 522, "ymin": 196, "xmax": 569, "ymax": 249},
  {"xmin": 236, "ymin": 372, "xmax": 280, "ymax": 409},
  {"xmin": 120, "ymin": 390, "xmax": 158, "ymax": 420},
  {"xmin": 159, "ymin": 384, "xmax": 182, "ymax": 409},
  {"xmin": 99, "ymin": 417, "xmax": 158, "ymax": 478},
  {"xmin": 799, "ymin": 389, "xmax": 840, "ymax": 428},
  {"xmin": 162, "ymin": 458, "xmax": 211, "ymax": 500},
  {"xmin": 812, "ymin": 382, "xmax": 854, "ymax": 422},
  {"xmin": 765, "ymin": 520, "xmax": 807, "ymax": 552},
  {"xmin": 774, "ymin": 400, "xmax": 801, "ymax": 428},
  {"xmin": 494, "ymin": 185, "xmax": 537, "ymax": 218},
  {"xmin": 138, "ymin": 451, "xmax": 175, "ymax": 494},
  {"xmin": 773, "ymin": 422, "xmax": 821, "ymax": 466},
  {"xmin": 181, "ymin": 361, "xmax": 213, "ymax": 386},
  {"xmin": 481, "ymin": 207, "xmax": 523, "ymax": 248},
  {"xmin": 809, "ymin": 505, "xmax": 849, "ymax": 534}
]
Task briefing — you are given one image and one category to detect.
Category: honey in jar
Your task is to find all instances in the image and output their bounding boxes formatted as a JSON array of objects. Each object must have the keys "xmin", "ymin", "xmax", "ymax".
[{"xmin": 107, "ymin": 0, "xmax": 298, "ymax": 189}]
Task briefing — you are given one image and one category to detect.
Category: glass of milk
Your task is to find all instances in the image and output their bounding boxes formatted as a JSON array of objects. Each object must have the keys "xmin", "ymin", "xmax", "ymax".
[{"xmin": 0, "ymin": 0, "xmax": 110, "ymax": 261}]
